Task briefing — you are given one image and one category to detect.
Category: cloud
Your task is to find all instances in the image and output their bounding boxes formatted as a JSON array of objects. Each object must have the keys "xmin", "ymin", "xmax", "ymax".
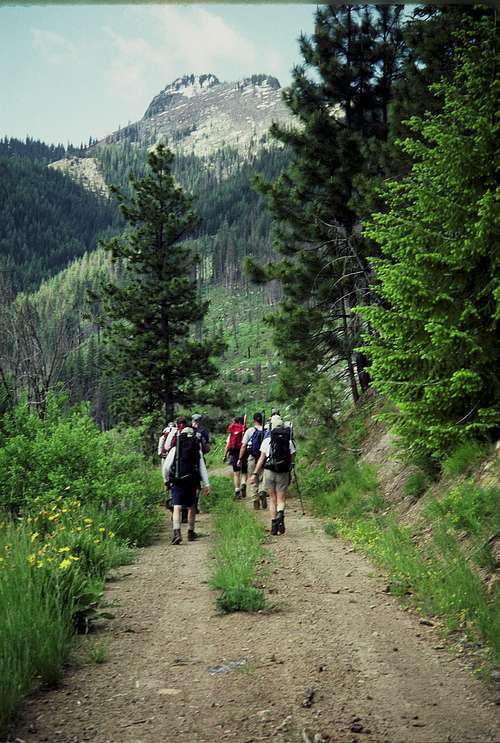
[
  {"xmin": 149, "ymin": 6, "xmax": 258, "ymax": 73},
  {"xmin": 103, "ymin": 27, "xmax": 164, "ymax": 96},
  {"xmin": 31, "ymin": 28, "xmax": 77, "ymax": 65},
  {"xmin": 102, "ymin": 6, "xmax": 285, "ymax": 100}
]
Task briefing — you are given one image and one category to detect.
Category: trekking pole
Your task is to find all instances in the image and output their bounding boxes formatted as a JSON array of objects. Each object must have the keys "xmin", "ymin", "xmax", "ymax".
[{"xmin": 292, "ymin": 466, "xmax": 305, "ymax": 516}]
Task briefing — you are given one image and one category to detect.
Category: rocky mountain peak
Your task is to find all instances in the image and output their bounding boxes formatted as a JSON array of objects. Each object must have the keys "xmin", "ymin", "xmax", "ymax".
[{"xmin": 144, "ymin": 73, "xmax": 220, "ymax": 118}]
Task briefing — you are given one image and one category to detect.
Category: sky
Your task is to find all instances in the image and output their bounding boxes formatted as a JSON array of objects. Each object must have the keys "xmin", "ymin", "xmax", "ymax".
[{"xmin": 1, "ymin": 3, "xmax": 317, "ymax": 146}]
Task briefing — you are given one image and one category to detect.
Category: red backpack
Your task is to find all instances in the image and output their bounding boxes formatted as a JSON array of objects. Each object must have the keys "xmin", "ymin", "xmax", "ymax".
[{"xmin": 228, "ymin": 422, "xmax": 245, "ymax": 452}]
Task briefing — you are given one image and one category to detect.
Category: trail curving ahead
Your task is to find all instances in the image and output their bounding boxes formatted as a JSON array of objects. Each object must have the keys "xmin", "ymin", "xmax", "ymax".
[{"xmin": 15, "ymin": 497, "xmax": 499, "ymax": 743}]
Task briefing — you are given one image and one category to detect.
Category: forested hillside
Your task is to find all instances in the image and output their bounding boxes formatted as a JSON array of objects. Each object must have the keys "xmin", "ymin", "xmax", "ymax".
[{"xmin": 0, "ymin": 138, "xmax": 122, "ymax": 292}]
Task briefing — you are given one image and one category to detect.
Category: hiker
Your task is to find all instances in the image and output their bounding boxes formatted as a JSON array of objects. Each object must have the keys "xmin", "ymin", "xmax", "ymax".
[
  {"xmin": 223, "ymin": 416, "xmax": 247, "ymax": 499},
  {"xmin": 158, "ymin": 422, "xmax": 175, "ymax": 499},
  {"xmin": 250, "ymin": 414, "xmax": 296, "ymax": 535},
  {"xmin": 163, "ymin": 416, "xmax": 210, "ymax": 545},
  {"xmin": 192, "ymin": 413, "xmax": 210, "ymax": 513},
  {"xmin": 192, "ymin": 413, "xmax": 211, "ymax": 455},
  {"xmin": 238, "ymin": 412, "xmax": 267, "ymax": 510}
]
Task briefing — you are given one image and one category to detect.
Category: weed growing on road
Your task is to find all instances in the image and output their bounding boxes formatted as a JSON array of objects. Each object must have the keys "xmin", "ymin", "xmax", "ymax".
[
  {"xmin": 84, "ymin": 639, "xmax": 109, "ymax": 665},
  {"xmin": 210, "ymin": 476, "xmax": 268, "ymax": 613}
]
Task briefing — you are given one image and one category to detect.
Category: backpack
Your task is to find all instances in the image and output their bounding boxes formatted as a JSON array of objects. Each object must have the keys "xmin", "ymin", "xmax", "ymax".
[
  {"xmin": 170, "ymin": 430, "xmax": 201, "ymax": 485},
  {"xmin": 228, "ymin": 422, "xmax": 245, "ymax": 452},
  {"xmin": 265, "ymin": 426, "xmax": 292, "ymax": 473},
  {"xmin": 247, "ymin": 427, "xmax": 264, "ymax": 459}
]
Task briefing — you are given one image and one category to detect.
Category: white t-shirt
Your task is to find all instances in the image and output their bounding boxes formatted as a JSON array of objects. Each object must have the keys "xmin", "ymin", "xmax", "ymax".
[{"xmin": 242, "ymin": 424, "xmax": 263, "ymax": 446}]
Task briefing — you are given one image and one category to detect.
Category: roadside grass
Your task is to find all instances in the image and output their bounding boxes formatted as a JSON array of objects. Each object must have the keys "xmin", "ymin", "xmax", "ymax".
[
  {"xmin": 301, "ymin": 443, "xmax": 500, "ymax": 666},
  {"xmin": 0, "ymin": 396, "xmax": 164, "ymax": 735},
  {"xmin": 209, "ymin": 476, "xmax": 268, "ymax": 613}
]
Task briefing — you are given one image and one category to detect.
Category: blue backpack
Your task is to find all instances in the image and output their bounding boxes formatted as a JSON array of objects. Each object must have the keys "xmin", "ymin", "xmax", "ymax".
[{"xmin": 248, "ymin": 427, "xmax": 264, "ymax": 458}]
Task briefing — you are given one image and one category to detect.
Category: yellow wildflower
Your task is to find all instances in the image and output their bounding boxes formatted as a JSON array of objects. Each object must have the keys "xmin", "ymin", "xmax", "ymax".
[
  {"xmin": 84, "ymin": 518, "xmax": 93, "ymax": 525},
  {"xmin": 93, "ymin": 539, "xmax": 101, "ymax": 545},
  {"xmin": 108, "ymin": 531, "xmax": 115, "ymax": 539},
  {"xmin": 69, "ymin": 555, "xmax": 80, "ymax": 561},
  {"xmin": 31, "ymin": 532, "xmax": 39, "ymax": 542},
  {"xmin": 28, "ymin": 554, "xmax": 37, "ymax": 565},
  {"xmin": 59, "ymin": 558, "xmax": 72, "ymax": 570},
  {"xmin": 58, "ymin": 546, "xmax": 71, "ymax": 553},
  {"xmin": 98, "ymin": 527, "xmax": 105, "ymax": 533},
  {"xmin": 61, "ymin": 507, "xmax": 69, "ymax": 513}
]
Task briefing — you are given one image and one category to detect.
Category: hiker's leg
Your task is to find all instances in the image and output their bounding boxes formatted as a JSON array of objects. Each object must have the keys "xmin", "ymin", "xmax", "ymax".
[
  {"xmin": 276, "ymin": 489, "xmax": 287, "ymax": 513},
  {"xmin": 172, "ymin": 505, "xmax": 182, "ymax": 530},
  {"xmin": 267, "ymin": 488, "xmax": 277, "ymax": 519},
  {"xmin": 240, "ymin": 457, "xmax": 248, "ymax": 496},
  {"xmin": 171, "ymin": 502, "xmax": 183, "ymax": 544},
  {"xmin": 187, "ymin": 505, "xmax": 196, "ymax": 532},
  {"xmin": 247, "ymin": 456, "xmax": 259, "ymax": 507}
]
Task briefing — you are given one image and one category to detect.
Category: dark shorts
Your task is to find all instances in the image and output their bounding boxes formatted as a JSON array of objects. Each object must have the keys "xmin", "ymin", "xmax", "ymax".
[
  {"xmin": 229, "ymin": 452, "xmax": 247, "ymax": 474},
  {"xmin": 171, "ymin": 482, "xmax": 198, "ymax": 508}
]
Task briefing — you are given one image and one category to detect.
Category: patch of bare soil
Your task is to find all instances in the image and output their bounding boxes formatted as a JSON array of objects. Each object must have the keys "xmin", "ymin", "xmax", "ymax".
[{"xmin": 13, "ymin": 499, "xmax": 499, "ymax": 743}]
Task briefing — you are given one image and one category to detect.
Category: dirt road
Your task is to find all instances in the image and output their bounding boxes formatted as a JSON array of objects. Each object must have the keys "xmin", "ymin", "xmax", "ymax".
[{"xmin": 15, "ymin": 497, "xmax": 499, "ymax": 743}]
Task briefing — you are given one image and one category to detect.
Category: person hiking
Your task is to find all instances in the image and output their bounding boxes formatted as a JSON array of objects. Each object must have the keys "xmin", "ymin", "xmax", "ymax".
[
  {"xmin": 158, "ymin": 422, "xmax": 175, "ymax": 501},
  {"xmin": 250, "ymin": 414, "xmax": 296, "ymax": 535},
  {"xmin": 163, "ymin": 416, "xmax": 210, "ymax": 545},
  {"xmin": 238, "ymin": 412, "xmax": 267, "ymax": 510},
  {"xmin": 223, "ymin": 416, "xmax": 247, "ymax": 499},
  {"xmin": 192, "ymin": 413, "xmax": 211, "ymax": 454},
  {"xmin": 192, "ymin": 413, "xmax": 210, "ymax": 513}
]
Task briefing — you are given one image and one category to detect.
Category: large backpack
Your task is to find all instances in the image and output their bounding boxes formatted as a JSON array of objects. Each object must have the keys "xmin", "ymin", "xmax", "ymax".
[
  {"xmin": 247, "ymin": 427, "xmax": 264, "ymax": 459},
  {"xmin": 265, "ymin": 426, "xmax": 292, "ymax": 473},
  {"xmin": 170, "ymin": 430, "xmax": 201, "ymax": 485},
  {"xmin": 228, "ymin": 422, "xmax": 245, "ymax": 452}
]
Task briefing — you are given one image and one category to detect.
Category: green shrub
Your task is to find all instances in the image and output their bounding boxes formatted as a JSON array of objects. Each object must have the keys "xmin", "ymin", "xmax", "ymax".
[
  {"xmin": 425, "ymin": 481, "xmax": 500, "ymax": 536},
  {"xmin": 303, "ymin": 459, "xmax": 383, "ymax": 521},
  {"xmin": 403, "ymin": 471, "xmax": 429, "ymax": 500},
  {"xmin": 442, "ymin": 440, "xmax": 488, "ymax": 478},
  {"xmin": 324, "ymin": 521, "xmax": 339, "ymax": 537}
]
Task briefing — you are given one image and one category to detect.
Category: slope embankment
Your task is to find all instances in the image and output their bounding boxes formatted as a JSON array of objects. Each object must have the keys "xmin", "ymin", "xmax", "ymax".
[{"xmin": 13, "ymin": 493, "xmax": 499, "ymax": 743}]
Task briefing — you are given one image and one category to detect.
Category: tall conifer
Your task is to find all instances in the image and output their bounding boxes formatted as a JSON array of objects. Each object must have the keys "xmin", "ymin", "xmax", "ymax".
[{"xmin": 100, "ymin": 144, "xmax": 222, "ymax": 422}]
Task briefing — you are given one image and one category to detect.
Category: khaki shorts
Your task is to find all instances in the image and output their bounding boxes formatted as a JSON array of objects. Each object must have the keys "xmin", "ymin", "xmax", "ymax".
[{"xmin": 263, "ymin": 469, "xmax": 291, "ymax": 493}]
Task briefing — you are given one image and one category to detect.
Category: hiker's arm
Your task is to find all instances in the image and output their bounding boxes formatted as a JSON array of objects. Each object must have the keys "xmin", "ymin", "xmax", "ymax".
[
  {"xmin": 199, "ymin": 450, "xmax": 210, "ymax": 493},
  {"xmin": 223, "ymin": 434, "xmax": 230, "ymax": 460},
  {"xmin": 157, "ymin": 435, "xmax": 165, "ymax": 456},
  {"xmin": 163, "ymin": 448, "xmax": 175, "ymax": 480}
]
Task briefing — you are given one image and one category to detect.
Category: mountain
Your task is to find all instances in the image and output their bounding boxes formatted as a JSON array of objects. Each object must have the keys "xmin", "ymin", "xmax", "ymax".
[{"xmin": 96, "ymin": 73, "xmax": 292, "ymax": 157}]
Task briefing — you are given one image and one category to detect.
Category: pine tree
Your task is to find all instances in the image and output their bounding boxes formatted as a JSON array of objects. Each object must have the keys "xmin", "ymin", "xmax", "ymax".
[
  {"xmin": 360, "ymin": 15, "xmax": 499, "ymax": 459},
  {"xmin": 100, "ymin": 144, "xmax": 222, "ymax": 422},
  {"xmin": 246, "ymin": 5, "xmax": 405, "ymax": 402}
]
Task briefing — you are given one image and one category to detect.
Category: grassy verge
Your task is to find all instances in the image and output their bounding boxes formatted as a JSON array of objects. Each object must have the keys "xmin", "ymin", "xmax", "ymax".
[
  {"xmin": 0, "ymin": 397, "xmax": 164, "ymax": 734},
  {"xmin": 208, "ymin": 476, "xmax": 269, "ymax": 613},
  {"xmin": 300, "ymin": 442, "xmax": 500, "ymax": 667}
]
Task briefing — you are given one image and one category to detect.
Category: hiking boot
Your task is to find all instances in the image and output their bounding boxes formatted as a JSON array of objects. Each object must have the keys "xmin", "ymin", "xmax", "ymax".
[
  {"xmin": 253, "ymin": 499, "xmax": 260, "ymax": 510},
  {"xmin": 259, "ymin": 492, "xmax": 267, "ymax": 510},
  {"xmin": 171, "ymin": 529, "xmax": 182, "ymax": 545},
  {"xmin": 271, "ymin": 518, "xmax": 279, "ymax": 536},
  {"xmin": 187, "ymin": 530, "xmax": 198, "ymax": 541},
  {"xmin": 181, "ymin": 508, "xmax": 188, "ymax": 523},
  {"xmin": 234, "ymin": 489, "xmax": 241, "ymax": 500},
  {"xmin": 241, "ymin": 483, "xmax": 247, "ymax": 498},
  {"xmin": 276, "ymin": 511, "xmax": 285, "ymax": 535}
]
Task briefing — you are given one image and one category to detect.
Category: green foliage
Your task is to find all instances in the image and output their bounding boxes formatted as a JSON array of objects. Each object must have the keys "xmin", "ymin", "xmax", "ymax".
[
  {"xmin": 441, "ymin": 440, "xmax": 489, "ymax": 479},
  {"xmin": 100, "ymin": 144, "xmax": 223, "ymax": 423},
  {"xmin": 425, "ymin": 481, "xmax": 500, "ymax": 538},
  {"xmin": 0, "ymin": 149, "xmax": 121, "ymax": 292},
  {"xmin": 83, "ymin": 639, "xmax": 109, "ymax": 665},
  {"xmin": 0, "ymin": 396, "xmax": 162, "ymax": 731},
  {"xmin": 403, "ymin": 471, "xmax": 429, "ymax": 500},
  {"xmin": 246, "ymin": 6, "xmax": 406, "ymax": 404},
  {"xmin": 302, "ymin": 459, "xmax": 383, "ymax": 521},
  {"xmin": 360, "ymin": 16, "xmax": 500, "ymax": 459},
  {"xmin": 210, "ymin": 476, "xmax": 268, "ymax": 613},
  {"xmin": 324, "ymin": 521, "xmax": 339, "ymax": 538}
]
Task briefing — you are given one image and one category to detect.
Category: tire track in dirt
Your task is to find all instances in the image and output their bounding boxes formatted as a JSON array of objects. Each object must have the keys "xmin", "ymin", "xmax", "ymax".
[{"xmin": 14, "ymin": 498, "xmax": 499, "ymax": 743}]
